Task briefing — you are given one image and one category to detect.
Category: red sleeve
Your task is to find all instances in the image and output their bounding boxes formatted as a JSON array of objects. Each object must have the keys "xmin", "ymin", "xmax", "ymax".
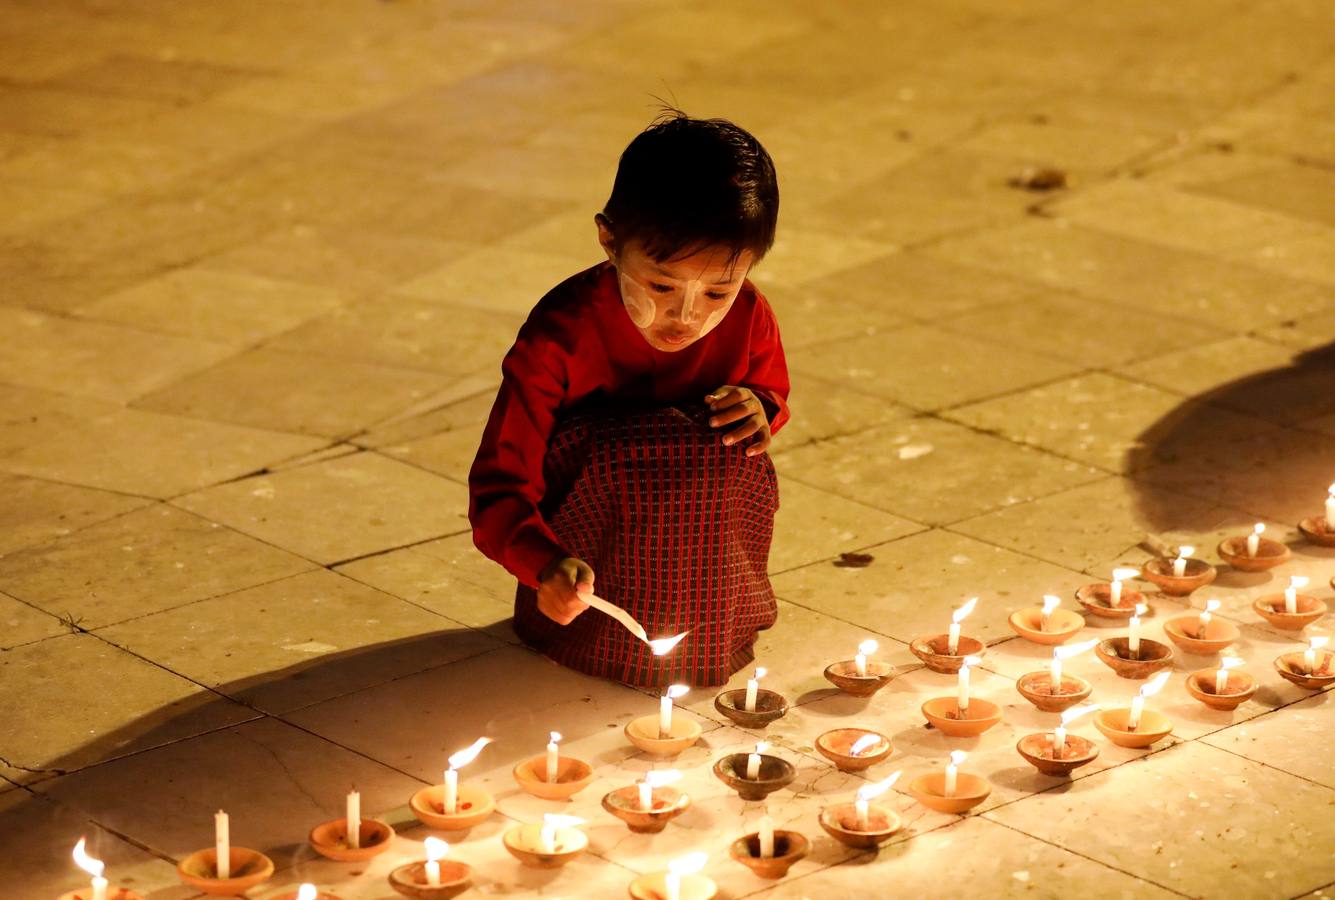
[
  {"xmin": 743, "ymin": 293, "xmax": 791, "ymax": 435},
  {"xmin": 468, "ymin": 327, "xmax": 570, "ymax": 589}
]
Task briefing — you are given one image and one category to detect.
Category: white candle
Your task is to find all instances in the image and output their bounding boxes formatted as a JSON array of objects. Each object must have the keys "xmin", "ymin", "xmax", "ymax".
[
  {"xmin": 1129, "ymin": 603, "xmax": 1147, "ymax": 657},
  {"xmin": 1284, "ymin": 576, "xmax": 1309, "ymax": 614},
  {"xmin": 944, "ymin": 750, "xmax": 965, "ymax": 796},
  {"xmin": 297, "ymin": 886, "xmax": 318, "ymax": 900},
  {"xmin": 1128, "ymin": 694, "xmax": 1144, "ymax": 731},
  {"xmin": 957, "ymin": 656, "xmax": 980, "ymax": 712},
  {"xmin": 424, "ymin": 837, "xmax": 448, "ymax": 886},
  {"xmin": 1109, "ymin": 568, "xmax": 1138, "ymax": 607},
  {"xmin": 744, "ymin": 667, "xmax": 766, "ymax": 711},
  {"xmin": 758, "ymin": 814, "xmax": 775, "ymax": 858},
  {"xmin": 346, "ymin": 789, "xmax": 360, "ymax": 850},
  {"xmin": 854, "ymin": 797, "xmax": 869, "ymax": 830},
  {"xmin": 948, "ymin": 598, "xmax": 977, "ymax": 654},
  {"xmin": 746, "ymin": 752, "xmax": 761, "ymax": 780},
  {"xmin": 855, "ymin": 639, "xmax": 877, "ymax": 676},
  {"xmin": 1040, "ymin": 595, "xmax": 1059, "ymax": 632},
  {"xmin": 1197, "ymin": 599, "xmax": 1220, "ymax": 637},
  {"xmin": 1052, "ymin": 724, "xmax": 1066, "ymax": 758},
  {"xmin": 638, "ymin": 779, "xmax": 653, "ymax": 811},
  {"xmin": 1215, "ymin": 657, "xmax": 1243, "ymax": 694},
  {"xmin": 664, "ymin": 853, "xmax": 706, "ymax": 900},
  {"xmin": 546, "ymin": 731, "xmax": 561, "ymax": 783},
  {"xmin": 214, "ymin": 810, "xmax": 230, "ymax": 880},
  {"xmin": 72, "ymin": 839, "xmax": 108, "ymax": 900},
  {"xmin": 659, "ymin": 684, "xmax": 688, "ymax": 737},
  {"xmin": 1049, "ymin": 650, "xmax": 1062, "ymax": 691},
  {"xmin": 1304, "ymin": 637, "xmax": 1329, "ymax": 674},
  {"xmin": 1246, "ymin": 523, "xmax": 1263, "ymax": 557},
  {"xmin": 852, "ymin": 773, "xmax": 900, "ymax": 832},
  {"xmin": 1129, "ymin": 672, "xmax": 1169, "ymax": 730},
  {"xmin": 425, "ymin": 859, "xmax": 441, "ymax": 886},
  {"xmin": 442, "ymin": 736, "xmax": 491, "ymax": 816},
  {"xmin": 1326, "ymin": 483, "xmax": 1335, "ymax": 530},
  {"xmin": 1173, "ymin": 546, "xmax": 1193, "ymax": 577},
  {"xmin": 443, "ymin": 768, "xmax": 458, "ymax": 815}
]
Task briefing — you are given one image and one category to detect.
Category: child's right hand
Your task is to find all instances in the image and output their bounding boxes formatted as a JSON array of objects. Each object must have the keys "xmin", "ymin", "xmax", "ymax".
[{"xmin": 536, "ymin": 556, "xmax": 595, "ymax": 625}]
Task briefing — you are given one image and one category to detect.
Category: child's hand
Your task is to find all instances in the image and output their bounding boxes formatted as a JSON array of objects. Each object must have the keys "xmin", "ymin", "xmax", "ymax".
[
  {"xmin": 705, "ymin": 385, "xmax": 772, "ymax": 457},
  {"xmin": 536, "ymin": 556, "xmax": 594, "ymax": 625}
]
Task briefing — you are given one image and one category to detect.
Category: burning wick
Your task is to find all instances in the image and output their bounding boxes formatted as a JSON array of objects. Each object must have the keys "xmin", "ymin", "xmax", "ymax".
[
  {"xmin": 746, "ymin": 742, "xmax": 769, "ymax": 780},
  {"xmin": 1283, "ymin": 576, "xmax": 1309, "ymax": 615},
  {"xmin": 1128, "ymin": 671, "xmax": 1170, "ymax": 731},
  {"xmin": 1304, "ymin": 636, "xmax": 1330, "ymax": 675},
  {"xmin": 648, "ymin": 631, "xmax": 689, "ymax": 656},
  {"xmin": 545, "ymin": 731, "xmax": 561, "ymax": 784},
  {"xmin": 944, "ymin": 750, "xmax": 966, "ymax": 797},
  {"xmin": 849, "ymin": 733, "xmax": 880, "ymax": 757},
  {"xmin": 1039, "ymin": 594, "xmax": 1060, "ymax": 632},
  {"xmin": 1215, "ymin": 656, "xmax": 1244, "ymax": 694},
  {"xmin": 423, "ymin": 837, "xmax": 448, "ymax": 887},
  {"xmin": 664, "ymin": 852, "xmax": 707, "ymax": 900},
  {"xmin": 1197, "ymin": 599, "xmax": 1221, "ymax": 638},
  {"xmin": 948, "ymin": 597, "xmax": 977, "ymax": 655},
  {"xmin": 1053, "ymin": 704, "xmax": 1099, "ymax": 759},
  {"xmin": 1110, "ymin": 568, "xmax": 1139, "ymax": 607},
  {"xmin": 854, "ymin": 772, "xmax": 900, "ymax": 831},
  {"xmin": 957, "ymin": 655, "xmax": 981, "ymax": 713},
  {"xmin": 1128, "ymin": 603, "xmax": 1148, "ymax": 659},
  {"xmin": 540, "ymin": 813, "xmax": 584, "ymax": 854},
  {"xmin": 744, "ymin": 666, "xmax": 767, "ymax": 712},
  {"xmin": 854, "ymin": 638, "xmax": 878, "ymax": 676},
  {"xmin": 72, "ymin": 837, "xmax": 108, "ymax": 900},
  {"xmin": 638, "ymin": 769, "xmax": 681, "ymax": 812},
  {"xmin": 659, "ymin": 684, "xmax": 689, "ymax": 738},
  {"xmin": 1050, "ymin": 639, "xmax": 1098, "ymax": 693},
  {"xmin": 1173, "ymin": 545, "xmax": 1194, "ymax": 578},
  {"xmin": 443, "ymin": 736, "xmax": 491, "ymax": 815},
  {"xmin": 297, "ymin": 885, "xmax": 317, "ymax": 900},
  {"xmin": 1246, "ymin": 523, "xmax": 1264, "ymax": 557}
]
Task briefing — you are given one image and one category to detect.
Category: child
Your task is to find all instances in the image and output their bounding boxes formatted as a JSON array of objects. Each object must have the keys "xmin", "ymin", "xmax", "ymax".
[{"xmin": 468, "ymin": 111, "xmax": 789, "ymax": 687}]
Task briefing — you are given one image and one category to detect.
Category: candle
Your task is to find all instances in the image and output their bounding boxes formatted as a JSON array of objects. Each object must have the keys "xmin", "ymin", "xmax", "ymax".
[
  {"xmin": 1128, "ymin": 671, "xmax": 1170, "ymax": 730},
  {"xmin": 1110, "ymin": 568, "xmax": 1138, "ymax": 607},
  {"xmin": 546, "ymin": 731, "xmax": 561, "ymax": 783},
  {"xmin": 1246, "ymin": 523, "xmax": 1264, "ymax": 557},
  {"xmin": 72, "ymin": 837, "xmax": 108, "ymax": 900},
  {"xmin": 746, "ymin": 741, "xmax": 769, "ymax": 780},
  {"xmin": 1284, "ymin": 576, "xmax": 1309, "ymax": 614},
  {"xmin": 1129, "ymin": 603, "xmax": 1148, "ymax": 657},
  {"xmin": 853, "ymin": 772, "xmax": 900, "ymax": 831},
  {"xmin": 1039, "ymin": 594, "xmax": 1060, "ymax": 631},
  {"xmin": 638, "ymin": 778, "xmax": 653, "ymax": 811},
  {"xmin": 424, "ymin": 837, "xmax": 447, "ymax": 886},
  {"xmin": 1305, "ymin": 636, "xmax": 1330, "ymax": 674},
  {"xmin": 214, "ymin": 810, "xmax": 230, "ymax": 879},
  {"xmin": 346, "ymin": 788, "xmax": 360, "ymax": 849},
  {"xmin": 947, "ymin": 597, "xmax": 977, "ymax": 654},
  {"xmin": 664, "ymin": 852, "xmax": 707, "ymax": 900},
  {"xmin": 957, "ymin": 655, "xmax": 981, "ymax": 712},
  {"xmin": 1050, "ymin": 639, "xmax": 1097, "ymax": 694},
  {"xmin": 443, "ymin": 736, "xmax": 491, "ymax": 814},
  {"xmin": 648, "ymin": 631, "xmax": 689, "ymax": 655},
  {"xmin": 659, "ymin": 684, "xmax": 689, "ymax": 737},
  {"xmin": 1326, "ymin": 483, "xmax": 1335, "ymax": 530},
  {"xmin": 944, "ymin": 750, "xmax": 965, "ymax": 797},
  {"xmin": 1197, "ymin": 599, "xmax": 1220, "ymax": 638},
  {"xmin": 1215, "ymin": 656, "xmax": 1244, "ymax": 694},
  {"xmin": 1173, "ymin": 545, "xmax": 1193, "ymax": 577},
  {"xmin": 849, "ymin": 733, "xmax": 879, "ymax": 756},
  {"xmin": 854, "ymin": 638, "xmax": 878, "ymax": 676},
  {"xmin": 744, "ymin": 666, "xmax": 767, "ymax": 712},
  {"xmin": 297, "ymin": 885, "xmax": 317, "ymax": 900},
  {"xmin": 540, "ymin": 814, "xmax": 584, "ymax": 854},
  {"xmin": 443, "ymin": 768, "xmax": 457, "ymax": 815},
  {"xmin": 638, "ymin": 769, "xmax": 681, "ymax": 811},
  {"xmin": 1054, "ymin": 704, "xmax": 1099, "ymax": 758},
  {"xmin": 758, "ymin": 813, "xmax": 775, "ymax": 858}
]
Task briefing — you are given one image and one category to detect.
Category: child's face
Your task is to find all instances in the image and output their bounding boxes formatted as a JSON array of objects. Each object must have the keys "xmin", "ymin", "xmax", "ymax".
[{"xmin": 599, "ymin": 219, "xmax": 753, "ymax": 353}]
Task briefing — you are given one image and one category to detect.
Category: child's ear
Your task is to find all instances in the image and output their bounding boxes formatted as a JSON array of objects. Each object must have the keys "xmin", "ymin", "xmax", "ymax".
[{"xmin": 594, "ymin": 213, "xmax": 617, "ymax": 264}]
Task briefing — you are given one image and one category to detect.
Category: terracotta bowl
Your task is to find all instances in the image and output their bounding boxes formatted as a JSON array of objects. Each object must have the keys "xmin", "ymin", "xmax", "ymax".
[
  {"xmin": 1095, "ymin": 637, "xmax": 1173, "ymax": 679},
  {"xmin": 910, "ymin": 634, "xmax": 984, "ymax": 673},
  {"xmin": 729, "ymin": 830, "xmax": 809, "ymax": 879},
  {"xmin": 1216, "ymin": 536, "xmax": 1290, "ymax": 572},
  {"xmin": 1141, "ymin": 557, "xmax": 1216, "ymax": 596},
  {"xmin": 823, "ymin": 659, "xmax": 896, "ymax": 697},
  {"xmin": 714, "ymin": 688, "xmax": 788, "ymax": 728},
  {"xmin": 713, "ymin": 752, "xmax": 796, "ymax": 802},
  {"xmin": 1008, "ymin": 608, "xmax": 1084, "ymax": 645},
  {"xmin": 1075, "ymin": 583, "xmax": 1146, "ymax": 619},
  {"xmin": 817, "ymin": 803, "xmax": 902, "ymax": 849},
  {"xmin": 177, "ymin": 847, "xmax": 275, "ymax": 896},
  {"xmin": 502, "ymin": 823, "xmax": 587, "ymax": 869},
  {"xmin": 270, "ymin": 892, "xmax": 340, "ymax": 900},
  {"xmin": 388, "ymin": 860, "xmax": 473, "ymax": 900},
  {"xmin": 907, "ymin": 771, "xmax": 990, "ymax": 814},
  {"xmin": 58, "ymin": 889, "xmax": 144, "ymax": 900},
  {"xmin": 624, "ymin": 714, "xmax": 703, "ymax": 756},
  {"xmin": 1162, "ymin": 615, "xmax": 1240, "ymax": 655},
  {"xmin": 601, "ymin": 785, "xmax": 691, "ymax": 833},
  {"xmin": 1252, "ymin": 594, "xmax": 1327, "ymax": 630},
  {"xmin": 513, "ymin": 755, "xmax": 594, "ymax": 800},
  {"xmin": 1298, "ymin": 516, "xmax": 1335, "ymax": 547},
  {"xmin": 920, "ymin": 696, "xmax": 1002, "ymax": 737},
  {"xmin": 410, "ymin": 784, "xmax": 494, "ymax": 830},
  {"xmin": 1094, "ymin": 708, "xmax": 1173, "ymax": 748},
  {"xmin": 1185, "ymin": 668, "xmax": 1257, "ymax": 711},
  {"xmin": 309, "ymin": 817, "xmax": 394, "ymax": 862},
  {"xmin": 1016, "ymin": 671, "xmax": 1093, "ymax": 713},
  {"xmin": 1274, "ymin": 651, "xmax": 1335, "ymax": 690},
  {"xmin": 814, "ymin": 728, "xmax": 893, "ymax": 772},
  {"xmin": 627, "ymin": 872, "xmax": 717, "ymax": 900},
  {"xmin": 1015, "ymin": 733, "xmax": 1099, "ymax": 777}
]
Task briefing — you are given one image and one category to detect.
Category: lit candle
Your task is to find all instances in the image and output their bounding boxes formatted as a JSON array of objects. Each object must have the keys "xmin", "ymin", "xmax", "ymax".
[
  {"xmin": 443, "ymin": 736, "xmax": 492, "ymax": 814},
  {"xmin": 1215, "ymin": 656, "xmax": 1244, "ymax": 694},
  {"xmin": 853, "ymin": 772, "xmax": 900, "ymax": 831},
  {"xmin": 1128, "ymin": 671, "xmax": 1170, "ymax": 731},
  {"xmin": 849, "ymin": 733, "xmax": 879, "ymax": 757},
  {"xmin": 957, "ymin": 655, "xmax": 981, "ymax": 712},
  {"xmin": 1284, "ymin": 576, "xmax": 1309, "ymax": 614},
  {"xmin": 1173, "ymin": 545, "xmax": 1193, "ymax": 577},
  {"xmin": 423, "ymin": 837, "xmax": 447, "ymax": 886},
  {"xmin": 744, "ymin": 666, "xmax": 767, "ymax": 712},
  {"xmin": 1053, "ymin": 704, "xmax": 1099, "ymax": 758},
  {"xmin": 947, "ymin": 597, "xmax": 977, "ymax": 654},
  {"xmin": 746, "ymin": 741, "xmax": 769, "ymax": 780},
  {"xmin": 214, "ymin": 810, "xmax": 229, "ymax": 880},
  {"xmin": 1246, "ymin": 523, "xmax": 1264, "ymax": 557},
  {"xmin": 546, "ymin": 731, "xmax": 561, "ymax": 783},
  {"xmin": 1039, "ymin": 594, "xmax": 1060, "ymax": 632},
  {"xmin": 540, "ymin": 814, "xmax": 584, "ymax": 854},
  {"xmin": 639, "ymin": 769, "xmax": 681, "ymax": 811},
  {"xmin": 1304, "ymin": 636, "xmax": 1330, "ymax": 674},
  {"xmin": 659, "ymin": 684, "xmax": 689, "ymax": 737},
  {"xmin": 1326, "ymin": 483, "xmax": 1335, "ymax": 530},
  {"xmin": 1129, "ymin": 603, "xmax": 1148, "ymax": 657},
  {"xmin": 1110, "ymin": 568, "xmax": 1138, "ymax": 607},
  {"xmin": 648, "ymin": 631, "xmax": 690, "ymax": 656},
  {"xmin": 638, "ymin": 778, "xmax": 653, "ymax": 811},
  {"xmin": 1197, "ymin": 599, "xmax": 1220, "ymax": 638},
  {"xmin": 944, "ymin": 750, "xmax": 965, "ymax": 797},
  {"xmin": 854, "ymin": 639, "xmax": 878, "ymax": 676},
  {"xmin": 1050, "ymin": 639, "xmax": 1097, "ymax": 694},
  {"xmin": 664, "ymin": 852, "xmax": 707, "ymax": 900},
  {"xmin": 297, "ymin": 885, "xmax": 317, "ymax": 900},
  {"xmin": 758, "ymin": 813, "xmax": 775, "ymax": 858},
  {"xmin": 72, "ymin": 838, "xmax": 108, "ymax": 900},
  {"xmin": 346, "ymin": 788, "xmax": 360, "ymax": 850}
]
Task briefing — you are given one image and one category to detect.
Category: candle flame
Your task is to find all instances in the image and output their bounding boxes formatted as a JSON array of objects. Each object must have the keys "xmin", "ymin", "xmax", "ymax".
[
  {"xmin": 1054, "ymin": 638, "xmax": 1098, "ymax": 660},
  {"xmin": 1290, "ymin": 575, "xmax": 1311, "ymax": 590},
  {"xmin": 1112, "ymin": 567, "xmax": 1139, "ymax": 582},
  {"xmin": 72, "ymin": 837, "xmax": 104, "ymax": 878},
  {"xmin": 1176, "ymin": 545, "xmax": 1194, "ymax": 559},
  {"xmin": 753, "ymin": 741, "xmax": 770, "ymax": 755},
  {"xmin": 849, "ymin": 734, "xmax": 880, "ymax": 756},
  {"xmin": 952, "ymin": 597, "xmax": 978, "ymax": 623},
  {"xmin": 423, "ymin": 836, "xmax": 449, "ymax": 862},
  {"xmin": 542, "ymin": 813, "xmax": 585, "ymax": 829},
  {"xmin": 447, "ymin": 736, "xmax": 492, "ymax": 770},
  {"xmin": 1133, "ymin": 603, "xmax": 1148, "ymax": 618},
  {"xmin": 949, "ymin": 750, "xmax": 967, "ymax": 766},
  {"xmin": 645, "ymin": 769, "xmax": 682, "ymax": 788},
  {"xmin": 1328, "ymin": 483, "xmax": 1335, "ymax": 497},
  {"xmin": 857, "ymin": 639, "xmax": 878, "ymax": 655},
  {"xmin": 1060, "ymin": 703, "xmax": 1100, "ymax": 725},
  {"xmin": 668, "ymin": 851, "xmax": 708, "ymax": 876},
  {"xmin": 665, "ymin": 683, "xmax": 689, "ymax": 700},
  {"xmin": 1310, "ymin": 636, "xmax": 1330, "ymax": 651},
  {"xmin": 549, "ymin": 731, "xmax": 561, "ymax": 745},
  {"xmin": 855, "ymin": 771, "xmax": 901, "ymax": 802},
  {"xmin": 1219, "ymin": 656, "xmax": 1245, "ymax": 671},
  {"xmin": 1203, "ymin": 599, "xmax": 1221, "ymax": 613},
  {"xmin": 1041, "ymin": 594, "xmax": 1060, "ymax": 614},
  {"xmin": 960, "ymin": 654, "xmax": 982, "ymax": 669},
  {"xmin": 753, "ymin": 666, "xmax": 768, "ymax": 680},
  {"xmin": 1252, "ymin": 523, "xmax": 1265, "ymax": 535},
  {"xmin": 297, "ymin": 886, "xmax": 318, "ymax": 900},
  {"xmin": 648, "ymin": 631, "xmax": 689, "ymax": 655},
  {"xmin": 1138, "ymin": 671, "xmax": 1170, "ymax": 698}
]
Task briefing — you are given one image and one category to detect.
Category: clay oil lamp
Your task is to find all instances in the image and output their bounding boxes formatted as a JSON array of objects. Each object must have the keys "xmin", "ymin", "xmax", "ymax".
[
  {"xmin": 715, "ymin": 666, "xmax": 788, "ymax": 728},
  {"xmin": 1297, "ymin": 484, "xmax": 1335, "ymax": 547},
  {"xmin": 1218, "ymin": 523, "xmax": 1289, "ymax": 571},
  {"xmin": 514, "ymin": 731, "xmax": 593, "ymax": 801},
  {"xmin": 1095, "ymin": 604, "xmax": 1172, "ymax": 679},
  {"xmin": 389, "ymin": 837, "xmax": 473, "ymax": 900},
  {"xmin": 1185, "ymin": 656, "xmax": 1255, "ymax": 711},
  {"xmin": 1254, "ymin": 575, "xmax": 1327, "ymax": 630},
  {"xmin": 818, "ymin": 772, "xmax": 903, "ymax": 849},
  {"xmin": 177, "ymin": 810, "xmax": 274, "ymax": 897},
  {"xmin": 626, "ymin": 684, "xmax": 701, "ymax": 756},
  {"xmin": 1017, "ymin": 639, "xmax": 1097, "ymax": 713},
  {"xmin": 410, "ymin": 737, "xmax": 494, "ymax": 830},
  {"xmin": 824, "ymin": 638, "xmax": 896, "ymax": 697},
  {"xmin": 503, "ymin": 813, "xmax": 587, "ymax": 869},
  {"xmin": 61, "ymin": 838, "xmax": 144, "ymax": 900},
  {"xmin": 272, "ymin": 885, "xmax": 341, "ymax": 900},
  {"xmin": 1076, "ymin": 568, "xmax": 1144, "ymax": 620},
  {"xmin": 908, "ymin": 751, "xmax": 990, "ymax": 814},
  {"xmin": 920, "ymin": 655, "xmax": 1001, "ymax": 737},
  {"xmin": 1095, "ymin": 671, "xmax": 1174, "ymax": 748},
  {"xmin": 309, "ymin": 788, "xmax": 394, "ymax": 862},
  {"xmin": 1274, "ymin": 636, "xmax": 1335, "ymax": 690},
  {"xmin": 1016, "ymin": 704, "xmax": 1101, "ymax": 777},
  {"xmin": 1163, "ymin": 599, "xmax": 1239, "ymax": 655},
  {"xmin": 911, "ymin": 597, "xmax": 982, "ymax": 673},
  {"xmin": 815, "ymin": 728, "xmax": 893, "ymax": 772},
  {"xmin": 1142, "ymin": 545, "xmax": 1215, "ymax": 597},
  {"xmin": 628, "ymin": 852, "xmax": 716, "ymax": 900},
  {"xmin": 602, "ymin": 769, "xmax": 690, "ymax": 833},
  {"xmin": 729, "ymin": 811, "xmax": 808, "ymax": 879},
  {"xmin": 1009, "ymin": 594, "xmax": 1084, "ymax": 645},
  {"xmin": 713, "ymin": 741, "xmax": 796, "ymax": 801}
]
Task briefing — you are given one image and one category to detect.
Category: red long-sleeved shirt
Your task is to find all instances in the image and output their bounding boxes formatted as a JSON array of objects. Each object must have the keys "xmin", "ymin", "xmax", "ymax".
[{"xmin": 468, "ymin": 261, "xmax": 790, "ymax": 588}]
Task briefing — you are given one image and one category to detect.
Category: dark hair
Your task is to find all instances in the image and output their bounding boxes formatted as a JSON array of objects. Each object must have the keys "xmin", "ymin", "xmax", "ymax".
[{"xmin": 601, "ymin": 109, "xmax": 779, "ymax": 266}]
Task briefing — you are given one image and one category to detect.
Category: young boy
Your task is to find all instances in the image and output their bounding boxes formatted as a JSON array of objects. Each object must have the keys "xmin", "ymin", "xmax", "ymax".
[{"xmin": 468, "ymin": 111, "xmax": 789, "ymax": 687}]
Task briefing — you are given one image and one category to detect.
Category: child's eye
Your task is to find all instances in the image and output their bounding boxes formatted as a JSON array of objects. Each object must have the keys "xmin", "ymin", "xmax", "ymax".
[
  {"xmin": 649, "ymin": 282, "xmax": 674, "ymax": 293},
  {"xmin": 706, "ymin": 292, "xmax": 728, "ymax": 301}
]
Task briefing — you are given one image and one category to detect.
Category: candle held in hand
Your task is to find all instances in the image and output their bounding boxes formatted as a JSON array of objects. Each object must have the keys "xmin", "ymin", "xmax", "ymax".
[
  {"xmin": 346, "ymin": 788, "xmax": 360, "ymax": 850},
  {"xmin": 546, "ymin": 731, "xmax": 561, "ymax": 783},
  {"xmin": 947, "ymin": 597, "xmax": 977, "ymax": 654},
  {"xmin": 744, "ymin": 666, "xmax": 766, "ymax": 712},
  {"xmin": 214, "ymin": 810, "xmax": 230, "ymax": 880},
  {"xmin": 424, "ymin": 837, "xmax": 448, "ymax": 886},
  {"xmin": 72, "ymin": 837, "xmax": 108, "ymax": 900},
  {"xmin": 854, "ymin": 638, "xmax": 878, "ymax": 677}
]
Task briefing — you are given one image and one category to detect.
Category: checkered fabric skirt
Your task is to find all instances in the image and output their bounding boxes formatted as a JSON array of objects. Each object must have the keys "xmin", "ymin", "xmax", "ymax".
[{"xmin": 513, "ymin": 403, "xmax": 779, "ymax": 687}]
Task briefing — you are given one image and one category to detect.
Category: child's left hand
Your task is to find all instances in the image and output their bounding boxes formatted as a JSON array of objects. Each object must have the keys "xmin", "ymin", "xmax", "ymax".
[{"xmin": 705, "ymin": 385, "xmax": 771, "ymax": 457}]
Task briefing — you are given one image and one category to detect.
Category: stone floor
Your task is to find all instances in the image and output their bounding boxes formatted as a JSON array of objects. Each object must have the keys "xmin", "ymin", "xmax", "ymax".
[{"xmin": 2, "ymin": 0, "xmax": 1334, "ymax": 897}]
